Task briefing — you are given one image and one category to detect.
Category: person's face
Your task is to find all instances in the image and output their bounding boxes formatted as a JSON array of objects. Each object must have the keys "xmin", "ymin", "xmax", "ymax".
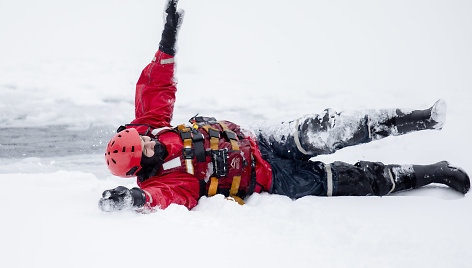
[{"xmin": 140, "ymin": 136, "xmax": 156, "ymax": 157}]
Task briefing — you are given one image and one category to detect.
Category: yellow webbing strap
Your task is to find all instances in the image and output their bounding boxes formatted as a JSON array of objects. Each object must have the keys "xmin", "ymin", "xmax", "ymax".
[
  {"xmin": 181, "ymin": 129, "xmax": 192, "ymax": 147},
  {"xmin": 218, "ymin": 121, "xmax": 240, "ymax": 150},
  {"xmin": 201, "ymin": 123, "xmax": 244, "ymax": 204},
  {"xmin": 225, "ymin": 195, "xmax": 245, "ymax": 205},
  {"xmin": 201, "ymin": 125, "xmax": 209, "ymax": 132},
  {"xmin": 229, "ymin": 175, "xmax": 241, "ymax": 196},
  {"xmin": 218, "ymin": 122, "xmax": 243, "ymax": 204},
  {"xmin": 208, "ymin": 177, "xmax": 219, "ymax": 197},
  {"xmin": 180, "ymin": 127, "xmax": 194, "ymax": 175},
  {"xmin": 202, "ymin": 125, "xmax": 220, "ymax": 196},
  {"xmin": 210, "ymin": 135, "xmax": 219, "ymax": 150},
  {"xmin": 202, "ymin": 125, "xmax": 220, "ymax": 150}
]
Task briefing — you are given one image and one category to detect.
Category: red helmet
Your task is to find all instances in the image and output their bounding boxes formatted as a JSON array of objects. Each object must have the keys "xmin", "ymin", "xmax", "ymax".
[{"xmin": 105, "ymin": 128, "xmax": 142, "ymax": 177}]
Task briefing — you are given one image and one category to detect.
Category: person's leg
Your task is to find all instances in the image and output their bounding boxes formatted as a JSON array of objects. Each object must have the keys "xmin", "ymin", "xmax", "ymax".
[
  {"xmin": 256, "ymin": 120, "xmax": 309, "ymax": 160},
  {"xmin": 327, "ymin": 160, "xmax": 470, "ymax": 196},
  {"xmin": 254, "ymin": 136, "xmax": 326, "ymax": 197},
  {"xmin": 262, "ymin": 156, "xmax": 469, "ymax": 198},
  {"xmin": 297, "ymin": 99, "xmax": 446, "ymax": 157},
  {"xmin": 256, "ymin": 100, "xmax": 446, "ymax": 159},
  {"xmin": 269, "ymin": 158, "xmax": 327, "ymax": 198}
]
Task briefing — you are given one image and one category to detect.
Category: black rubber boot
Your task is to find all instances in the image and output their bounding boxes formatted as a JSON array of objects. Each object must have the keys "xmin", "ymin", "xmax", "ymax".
[
  {"xmin": 389, "ymin": 161, "xmax": 470, "ymax": 194},
  {"xmin": 372, "ymin": 99, "xmax": 446, "ymax": 138},
  {"xmin": 386, "ymin": 165, "xmax": 416, "ymax": 193},
  {"xmin": 412, "ymin": 161, "xmax": 470, "ymax": 194}
]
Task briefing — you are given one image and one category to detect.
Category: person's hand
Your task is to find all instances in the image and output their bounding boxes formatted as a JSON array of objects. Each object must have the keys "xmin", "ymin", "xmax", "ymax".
[
  {"xmin": 159, "ymin": 0, "xmax": 184, "ymax": 56},
  {"xmin": 99, "ymin": 186, "xmax": 146, "ymax": 212},
  {"xmin": 164, "ymin": 0, "xmax": 184, "ymax": 32}
]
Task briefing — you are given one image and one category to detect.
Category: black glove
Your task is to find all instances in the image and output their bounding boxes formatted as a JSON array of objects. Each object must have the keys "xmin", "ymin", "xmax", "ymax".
[
  {"xmin": 159, "ymin": 0, "xmax": 184, "ymax": 56},
  {"xmin": 98, "ymin": 186, "xmax": 146, "ymax": 212},
  {"xmin": 140, "ymin": 139, "xmax": 168, "ymax": 168},
  {"xmin": 137, "ymin": 139, "xmax": 169, "ymax": 182}
]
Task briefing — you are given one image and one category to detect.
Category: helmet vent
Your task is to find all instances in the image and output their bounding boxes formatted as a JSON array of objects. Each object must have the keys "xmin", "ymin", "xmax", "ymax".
[
  {"xmin": 113, "ymin": 150, "xmax": 118, "ymax": 153},
  {"xmin": 122, "ymin": 147, "xmax": 126, "ymax": 152},
  {"xmin": 111, "ymin": 141, "xmax": 115, "ymax": 146},
  {"xmin": 131, "ymin": 146, "xmax": 135, "ymax": 152},
  {"xmin": 107, "ymin": 160, "xmax": 109, "ymax": 165},
  {"xmin": 112, "ymin": 159, "xmax": 116, "ymax": 164},
  {"xmin": 125, "ymin": 130, "xmax": 130, "ymax": 133},
  {"xmin": 118, "ymin": 135, "xmax": 122, "ymax": 138}
]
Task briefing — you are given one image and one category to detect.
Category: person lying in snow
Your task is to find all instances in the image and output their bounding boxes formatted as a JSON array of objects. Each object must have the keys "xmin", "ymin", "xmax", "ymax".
[{"xmin": 99, "ymin": 0, "xmax": 470, "ymax": 212}]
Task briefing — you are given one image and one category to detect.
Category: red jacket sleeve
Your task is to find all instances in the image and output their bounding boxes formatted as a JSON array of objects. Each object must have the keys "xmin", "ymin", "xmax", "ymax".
[
  {"xmin": 131, "ymin": 50, "xmax": 177, "ymax": 128},
  {"xmin": 138, "ymin": 173, "xmax": 201, "ymax": 210}
]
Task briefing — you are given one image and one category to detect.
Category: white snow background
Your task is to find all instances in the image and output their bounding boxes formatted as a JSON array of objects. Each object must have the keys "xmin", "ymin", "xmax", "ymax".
[{"xmin": 1, "ymin": 0, "xmax": 472, "ymax": 267}]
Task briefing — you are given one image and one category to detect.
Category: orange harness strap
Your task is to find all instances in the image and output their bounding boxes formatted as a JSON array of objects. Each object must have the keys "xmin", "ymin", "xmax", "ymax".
[
  {"xmin": 191, "ymin": 123, "xmax": 245, "ymax": 205},
  {"xmin": 202, "ymin": 125, "xmax": 220, "ymax": 196},
  {"xmin": 178, "ymin": 126, "xmax": 194, "ymax": 175},
  {"xmin": 217, "ymin": 122, "xmax": 243, "ymax": 204}
]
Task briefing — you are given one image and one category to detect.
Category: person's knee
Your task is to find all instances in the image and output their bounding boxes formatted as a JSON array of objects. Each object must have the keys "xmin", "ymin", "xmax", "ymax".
[
  {"xmin": 355, "ymin": 161, "xmax": 394, "ymax": 195},
  {"xmin": 330, "ymin": 161, "xmax": 394, "ymax": 196}
]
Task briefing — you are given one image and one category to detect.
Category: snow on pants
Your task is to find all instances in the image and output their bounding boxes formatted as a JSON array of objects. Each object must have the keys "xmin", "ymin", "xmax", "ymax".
[{"xmin": 255, "ymin": 108, "xmax": 398, "ymax": 198}]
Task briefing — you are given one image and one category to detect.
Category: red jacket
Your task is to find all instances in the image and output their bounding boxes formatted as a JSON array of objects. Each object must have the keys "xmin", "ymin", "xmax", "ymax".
[{"xmin": 126, "ymin": 50, "xmax": 272, "ymax": 210}]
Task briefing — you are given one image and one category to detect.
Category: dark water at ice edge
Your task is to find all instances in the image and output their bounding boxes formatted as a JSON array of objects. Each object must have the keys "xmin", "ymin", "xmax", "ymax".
[{"xmin": 0, "ymin": 125, "xmax": 116, "ymax": 158}]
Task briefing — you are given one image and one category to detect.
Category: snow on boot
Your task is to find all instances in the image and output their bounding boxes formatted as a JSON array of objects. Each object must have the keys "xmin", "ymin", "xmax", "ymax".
[
  {"xmin": 429, "ymin": 99, "xmax": 447, "ymax": 130},
  {"xmin": 371, "ymin": 99, "xmax": 446, "ymax": 138},
  {"xmin": 413, "ymin": 161, "xmax": 470, "ymax": 194},
  {"xmin": 387, "ymin": 165, "xmax": 416, "ymax": 192}
]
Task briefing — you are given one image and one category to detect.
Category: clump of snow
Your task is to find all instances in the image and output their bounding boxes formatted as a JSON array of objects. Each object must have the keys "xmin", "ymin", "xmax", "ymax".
[
  {"xmin": 367, "ymin": 108, "xmax": 399, "ymax": 138},
  {"xmin": 390, "ymin": 164, "xmax": 415, "ymax": 182},
  {"xmin": 250, "ymin": 118, "xmax": 297, "ymax": 143},
  {"xmin": 431, "ymin": 99, "xmax": 447, "ymax": 130}
]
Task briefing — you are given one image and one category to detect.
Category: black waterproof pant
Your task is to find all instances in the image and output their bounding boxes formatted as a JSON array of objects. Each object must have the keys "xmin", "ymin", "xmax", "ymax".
[
  {"xmin": 255, "ymin": 105, "xmax": 439, "ymax": 198},
  {"xmin": 257, "ymin": 135, "xmax": 397, "ymax": 198}
]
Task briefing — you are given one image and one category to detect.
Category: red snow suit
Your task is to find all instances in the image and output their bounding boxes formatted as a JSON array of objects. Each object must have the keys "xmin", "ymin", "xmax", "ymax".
[{"xmin": 124, "ymin": 50, "xmax": 272, "ymax": 210}]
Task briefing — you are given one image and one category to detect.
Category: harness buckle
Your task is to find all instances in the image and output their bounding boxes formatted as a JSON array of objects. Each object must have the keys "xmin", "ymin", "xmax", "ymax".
[
  {"xmin": 180, "ymin": 131, "xmax": 192, "ymax": 140},
  {"xmin": 211, "ymin": 149, "xmax": 228, "ymax": 178},
  {"xmin": 223, "ymin": 130, "xmax": 237, "ymax": 141},
  {"xmin": 183, "ymin": 148, "xmax": 194, "ymax": 159},
  {"xmin": 209, "ymin": 128, "xmax": 220, "ymax": 139}
]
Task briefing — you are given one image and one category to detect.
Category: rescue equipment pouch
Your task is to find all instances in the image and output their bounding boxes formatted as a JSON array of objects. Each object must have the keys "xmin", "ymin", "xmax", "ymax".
[{"xmin": 176, "ymin": 118, "xmax": 253, "ymax": 204}]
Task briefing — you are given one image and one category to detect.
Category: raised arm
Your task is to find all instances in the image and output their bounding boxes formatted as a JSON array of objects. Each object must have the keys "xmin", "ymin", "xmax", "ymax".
[{"xmin": 131, "ymin": 0, "xmax": 184, "ymax": 127}]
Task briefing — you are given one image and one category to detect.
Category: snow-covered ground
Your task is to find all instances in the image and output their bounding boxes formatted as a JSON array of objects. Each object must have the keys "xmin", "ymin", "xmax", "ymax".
[{"xmin": 1, "ymin": 0, "xmax": 472, "ymax": 267}]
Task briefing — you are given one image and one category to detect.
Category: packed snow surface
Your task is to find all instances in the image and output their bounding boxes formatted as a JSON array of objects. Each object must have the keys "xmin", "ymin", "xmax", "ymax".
[{"xmin": 1, "ymin": 0, "xmax": 472, "ymax": 267}]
